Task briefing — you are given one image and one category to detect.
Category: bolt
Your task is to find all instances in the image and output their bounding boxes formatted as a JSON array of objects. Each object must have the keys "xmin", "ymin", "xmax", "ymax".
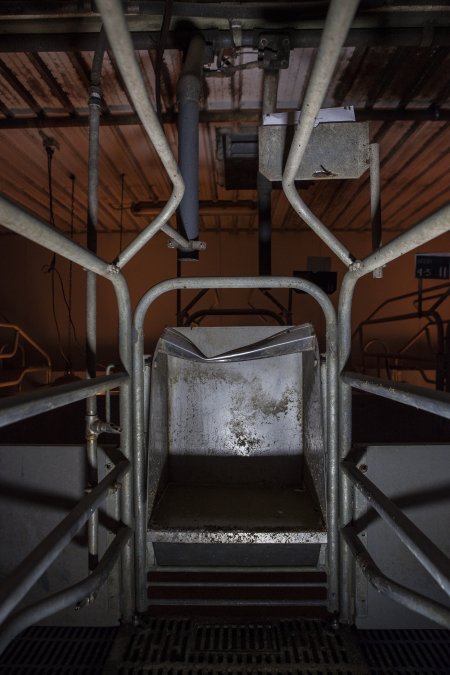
[
  {"xmin": 359, "ymin": 464, "xmax": 368, "ymax": 473},
  {"xmin": 350, "ymin": 259, "xmax": 362, "ymax": 272},
  {"xmin": 260, "ymin": 38, "xmax": 268, "ymax": 48}
]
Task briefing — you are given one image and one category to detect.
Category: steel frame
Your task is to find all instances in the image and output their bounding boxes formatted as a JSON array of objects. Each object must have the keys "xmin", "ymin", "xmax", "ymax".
[{"xmin": 0, "ymin": 0, "xmax": 449, "ymax": 655}]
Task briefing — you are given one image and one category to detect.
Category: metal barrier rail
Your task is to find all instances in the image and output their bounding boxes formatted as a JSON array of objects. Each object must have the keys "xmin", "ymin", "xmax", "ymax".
[
  {"xmin": 0, "ymin": 457, "xmax": 129, "ymax": 625},
  {"xmin": 339, "ymin": 232, "xmax": 450, "ymax": 623},
  {"xmin": 0, "ymin": 373, "xmax": 128, "ymax": 427},
  {"xmin": 278, "ymin": 0, "xmax": 450, "ymax": 626},
  {"xmin": 341, "ymin": 371, "xmax": 450, "ymax": 420},
  {"xmin": 133, "ymin": 276, "xmax": 338, "ymax": 613},
  {"xmin": 0, "ymin": 323, "xmax": 51, "ymax": 389},
  {"xmin": 0, "ymin": 524, "xmax": 131, "ymax": 653},
  {"xmin": 342, "ymin": 525, "xmax": 450, "ymax": 628}
]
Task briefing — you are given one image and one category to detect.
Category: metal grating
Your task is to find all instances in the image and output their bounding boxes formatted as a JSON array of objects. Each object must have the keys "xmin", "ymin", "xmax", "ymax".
[
  {"xmin": 0, "ymin": 625, "xmax": 118, "ymax": 675},
  {"xmin": 359, "ymin": 629, "xmax": 450, "ymax": 675},
  {"xmin": 105, "ymin": 618, "xmax": 369, "ymax": 674}
]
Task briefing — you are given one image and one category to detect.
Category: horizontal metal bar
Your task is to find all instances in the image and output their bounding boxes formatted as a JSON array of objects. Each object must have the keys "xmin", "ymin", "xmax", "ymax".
[
  {"xmin": 353, "ymin": 202, "xmax": 450, "ymax": 278},
  {"xmin": 341, "ymin": 370, "xmax": 450, "ymax": 420},
  {"xmin": 342, "ymin": 524, "xmax": 450, "ymax": 628},
  {"xmin": 0, "ymin": 525, "xmax": 131, "ymax": 655},
  {"xmin": 0, "ymin": 372, "xmax": 128, "ymax": 428},
  {"xmin": 0, "ymin": 458, "xmax": 129, "ymax": 624},
  {"xmin": 342, "ymin": 460, "xmax": 450, "ymax": 598},
  {"xmin": 1, "ymin": 107, "xmax": 449, "ymax": 131},
  {"xmin": 0, "ymin": 194, "xmax": 112, "ymax": 275}
]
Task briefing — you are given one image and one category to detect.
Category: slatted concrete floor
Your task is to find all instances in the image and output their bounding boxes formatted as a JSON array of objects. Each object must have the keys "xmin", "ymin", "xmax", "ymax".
[{"xmin": 1, "ymin": 621, "xmax": 450, "ymax": 674}]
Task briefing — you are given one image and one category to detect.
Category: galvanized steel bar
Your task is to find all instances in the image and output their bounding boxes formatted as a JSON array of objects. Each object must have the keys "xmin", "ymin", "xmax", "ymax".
[
  {"xmin": 0, "ymin": 459, "xmax": 129, "ymax": 625},
  {"xmin": 0, "ymin": 525, "xmax": 131, "ymax": 655},
  {"xmin": 342, "ymin": 525, "xmax": 450, "ymax": 628},
  {"xmin": 370, "ymin": 143, "xmax": 383, "ymax": 278},
  {"xmin": 338, "ymin": 198, "xmax": 450, "ymax": 622},
  {"xmin": 95, "ymin": 0, "xmax": 185, "ymax": 268},
  {"xmin": 0, "ymin": 373, "xmax": 128, "ymax": 428},
  {"xmin": 342, "ymin": 370, "xmax": 450, "ymax": 420},
  {"xmin": 0, "ymin": 193, "xmax": 136, "ymax": 620},
  {"xmin": 338, "ymin": 273, "xmax": 357, "ymax": 623},
  {"xmin": 342, "ymin": 461, "xmax": 450, "ymax": 597},
  {"xmin": 133, "ymin": 276, "xmax": 339, "ymax": 614},
  {"xmin": 352, "ymin": 201, "xmax": 450, "ymax": 279},
  {"xmin": 85, "ymin": 28, "xmax": 105, "ymax": 571},
  {"xmin": 281, "ymin": 0, "xmax": 358, "ymax": 267},
  {"xmin": 0, "ymin": 194, "xmax": 112, "ymax": 276}
]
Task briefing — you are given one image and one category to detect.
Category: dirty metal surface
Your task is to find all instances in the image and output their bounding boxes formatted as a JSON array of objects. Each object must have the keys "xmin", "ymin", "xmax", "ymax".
[
  {"xmin": 259, "ymin": 122, "xmax": 370, "ymax": 182},
  {"xmin": 104, "ymin": 618, "xmax": 369, "ymax": 675},
  {"xmin": 149, "ymin": 484, "xmax": 326, "ymax": 545}
]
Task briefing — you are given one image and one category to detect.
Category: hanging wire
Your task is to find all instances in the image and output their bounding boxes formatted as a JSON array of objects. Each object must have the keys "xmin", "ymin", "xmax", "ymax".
[
  {"xmin": 67, "ymin": 174, "xmax": 76, "ymax": 368},
  {"xmin": 40, "ymin": 135, "xmax": 78, "ymax": 374},
  {"xmin": 155, "ymin": 0, "xmax": 173, "ymax": 122},
  {"xmin": 119, "ymin": 173, "xmax": 125, "ymax": 254}
]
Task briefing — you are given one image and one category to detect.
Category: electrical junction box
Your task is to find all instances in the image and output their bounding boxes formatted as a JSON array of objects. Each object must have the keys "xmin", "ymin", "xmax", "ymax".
[{"xmin": 415, "ymin": 253, "xmax": 450, "ymax": 279}]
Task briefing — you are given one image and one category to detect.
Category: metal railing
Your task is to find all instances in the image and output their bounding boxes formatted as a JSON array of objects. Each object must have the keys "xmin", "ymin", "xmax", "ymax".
[
  {"xmin": 132, "ymin": 276, "xmax": 339, "ymax": 614},
  {"xmin": 279, "ymin": 0, "xmax": 450, "ymax": 627},
  {"xmin": 0, "ymin": 322, "xmax": 51, "ymax": 390},
  {"xmin": 353, "ymin": 283, "xmax": 450, "ymax": 389},
  {"xmin": 0, "ymin": 0, "xmax": 191, "ymax": 652}
]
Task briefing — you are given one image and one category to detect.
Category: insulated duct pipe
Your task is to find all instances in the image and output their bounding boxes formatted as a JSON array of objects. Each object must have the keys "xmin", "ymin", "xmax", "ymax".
[
  {"xmin": 176, "ymin": 34, "xmax": 205, "ymax": 243},
  {"xmin": 282, "ymin": 0, "xmax": 359, "ymax": 268}
]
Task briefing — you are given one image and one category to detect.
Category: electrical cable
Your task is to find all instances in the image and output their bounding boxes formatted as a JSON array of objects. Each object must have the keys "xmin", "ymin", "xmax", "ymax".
[
  {"xmin": 154, "ymin": 0, "xmax": 173, "ymax": 122},
  {"xmin": 40, "ymin": 135, "xmax": 78, "ymax": 374},
  {"xmin": 119, "ymin": 173, "xmax": 125, "ymax": 254}
]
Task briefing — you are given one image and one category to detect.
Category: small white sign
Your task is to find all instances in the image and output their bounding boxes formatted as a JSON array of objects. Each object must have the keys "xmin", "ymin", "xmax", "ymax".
[{"xmin": 263, "ymin": 105, "xmax": 355, "ymax": 127}]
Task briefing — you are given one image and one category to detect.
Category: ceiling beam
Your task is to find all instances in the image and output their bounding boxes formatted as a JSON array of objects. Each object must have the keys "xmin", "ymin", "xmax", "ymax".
[
  {"xmin": 0, "ymin": 107, "xmax": 448, "ymax": 130},
  {"xmin": 1, "ymin": 25, "xmax": 450, "ymax": 53}
]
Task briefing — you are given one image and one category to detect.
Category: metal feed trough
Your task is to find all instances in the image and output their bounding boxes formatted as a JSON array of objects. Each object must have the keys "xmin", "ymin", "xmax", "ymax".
[{"xmin": 146, "ymin": 324, "xmax": 327, "ymax": 568}]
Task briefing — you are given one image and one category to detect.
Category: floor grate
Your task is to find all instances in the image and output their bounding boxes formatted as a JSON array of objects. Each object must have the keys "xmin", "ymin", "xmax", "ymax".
[
  {"xmin": 104, "ymin": 618, "xmax": 369, "ymax": 674},
  {"xmin": 0, "ymin": 625, "xmax": 118, "ymax": 674},
  {"xmin": 359, "ymin": 629, "xmax": 450, "ymax": 675}
]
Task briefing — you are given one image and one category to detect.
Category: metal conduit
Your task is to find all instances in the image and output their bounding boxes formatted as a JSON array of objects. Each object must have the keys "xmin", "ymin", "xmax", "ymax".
[
  {"xmin": 132, "ymin": 276, "xmax": 338, "ymax": 614},
  {"xmin": 95, "ymin": 0, "xmax": 187, "ymax": 267},
  {"xmin": 281, "ymin": 0, "xmax": 358, "ymax": 267},
  {"xmin": 0, "ymin": 193, "xmax": 136, "ymax": 620}
]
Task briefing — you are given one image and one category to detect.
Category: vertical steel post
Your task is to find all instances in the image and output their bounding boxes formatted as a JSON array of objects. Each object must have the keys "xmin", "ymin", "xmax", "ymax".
[
  {"xmin": 85, "ymin": 28, "xmax": 106, "ymax": 572},
  {"xmin": 370, "ymin": 143, "xmax": 383, "ymax": 278}
]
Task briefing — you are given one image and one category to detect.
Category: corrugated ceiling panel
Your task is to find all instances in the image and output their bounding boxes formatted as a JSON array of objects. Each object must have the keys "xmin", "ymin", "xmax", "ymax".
[
  {"xmin": 40, "ymin": 52, "xmax": 89, "ymax": 111},
  {"xmin": 1, "ymin": 53, "xmax": 62, "ymax": 112},
  {"xmin": 277, "ymin": 48, "xmax": 315, "ymax": 109}
]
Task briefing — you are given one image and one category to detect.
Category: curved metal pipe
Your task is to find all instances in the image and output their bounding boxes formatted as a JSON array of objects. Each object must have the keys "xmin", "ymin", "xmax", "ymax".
[
  {"xmin": 282, "ymin": 0, "xmax": 358, "ymax": 267},
  {"xmin": 95, "ymin": 0, "xmax": 185, "ymax": 268},
  {"xmin": 0, "ymin": 526, "xmax": 131, "ymax": 655}
]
